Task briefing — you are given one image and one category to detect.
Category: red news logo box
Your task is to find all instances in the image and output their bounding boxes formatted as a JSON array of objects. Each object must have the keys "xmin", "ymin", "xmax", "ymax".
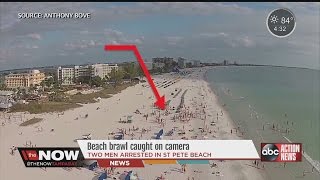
[
  {"xmin": 261, "ymin": 143, "xmax": 302, "ymax": 162},
  {"xmin": 18, "ymin": 147, "xmax": 84, "ymax": 167}
]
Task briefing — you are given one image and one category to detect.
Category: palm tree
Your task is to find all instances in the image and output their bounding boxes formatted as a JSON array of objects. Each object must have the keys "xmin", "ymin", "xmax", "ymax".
[
  {"xmin": 122, "ymin": 62, "xmax": 137, "ymax": 80},
  {"xmin": 136, "ymin": 64, "xmax": 144, "ymax": 79},
  {"xmin": 108, "ymin": 68, "xmax": 124, "ymax": 87}
]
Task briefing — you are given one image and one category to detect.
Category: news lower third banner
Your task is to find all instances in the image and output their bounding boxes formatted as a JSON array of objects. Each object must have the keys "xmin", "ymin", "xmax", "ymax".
[
  {"xmin": 18, "ymin": 141, "xmax": 303, "ymax": 168},
  {"xmin": 77, "ymin": 140, "xmax": 260, "ymax": 160}
]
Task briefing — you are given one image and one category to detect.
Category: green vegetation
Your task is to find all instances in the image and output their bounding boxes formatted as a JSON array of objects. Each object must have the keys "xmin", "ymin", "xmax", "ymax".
[
  {"xmin": 77, "ymin": 76, "xmax": 105, "ymax": 87},
  {"xmin": 9, "ymin": 63, "xmax": 142, "ymax": 114},
  {"xmin": 0, "ymin": 76, "xmax": 6, "ymax": 90},
  {"xmin": 0, "ymin": 84, "xmax": 6, "ymax": 90},
  {"xmin": 68, "ymin": 83, "xmax": 135, "ymax": 104},
  {"xmin": 11, "ymin": 102, "xmax": 82, "ymax": 114},
  {"xmin": 91, "ymin": 76, "xmax": 103, "ymax": 87},
  {"xmin": 108, "ymin": 68, "xmax": 124, "ymax": 87},
  {"xmin": 150, "ymin": 60, "xmax": 177, "ymax": 74},
  {"xmin": 10, "ymin": 82, "xmax": 137, "ymax": 114},
  {"xmin": 40, "ymin": 76, "xmax": 55, "ymax": 88},
  {"xmin": 186, "ymin": 62, "xmax": 193, "ymax": 68},
  {"xmin": 76, "ymin": 76, "xmax": 91, "ymax": 85},
  {"xmin": 20, "ymin": 117, "xmax": 43, "ymax": 126},
  {"xmin": 122, "ymin": 62, "xmax": 138, "ymax": 79},
  {"xmin": 108, "ymin": 63, "xmax": 144, "ymax": 87}
]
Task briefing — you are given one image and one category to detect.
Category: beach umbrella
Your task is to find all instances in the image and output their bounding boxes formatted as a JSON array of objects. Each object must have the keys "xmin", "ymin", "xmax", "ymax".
[
  {"xmin": 158, "ymin": 129, "xmax": 164, "ymax": 136},
  {"xmin": 156, "ymin": 129, "xmax": 164, "ymax": 139},
  {"xmin": 98, "ymin": 172, "xmax": 107, "ymax": 180}
]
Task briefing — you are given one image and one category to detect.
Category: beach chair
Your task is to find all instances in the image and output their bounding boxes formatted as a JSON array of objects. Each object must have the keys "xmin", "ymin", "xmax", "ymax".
[
  {"xmin": 165, "ymin": 130, "xmax": 174, "ymax": 136},
  {"xmin": 191, "ymin": 135, "xmax": 197, "ymax": 139},
  {"xmin": 82, "ymin": 134, "xmax": 92, "ymax": 140},
  {"xmin": 114, "ymin": 133, "xmax": 124, "ymax": 140},
  {"xmin": 127, "ymin": 116, "xmax": 133, "ymax": 123}
]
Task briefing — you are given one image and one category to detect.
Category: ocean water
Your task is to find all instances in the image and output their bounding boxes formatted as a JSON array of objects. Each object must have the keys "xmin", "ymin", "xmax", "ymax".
[{"xmin": 205, "ymin": 66, "xmax": 320, "ymax": 179}]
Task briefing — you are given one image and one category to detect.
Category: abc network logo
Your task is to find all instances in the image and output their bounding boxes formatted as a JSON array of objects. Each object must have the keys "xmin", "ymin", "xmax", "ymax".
[{"xmin": 261, "ymin": 144, "xmax": 279, "ymax": 161}]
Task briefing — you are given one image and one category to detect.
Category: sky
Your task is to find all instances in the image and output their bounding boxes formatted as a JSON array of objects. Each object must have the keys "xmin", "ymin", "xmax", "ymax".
[{"xmin": 0, "ymin": 2, "xmax": 319, "ymax": 71}]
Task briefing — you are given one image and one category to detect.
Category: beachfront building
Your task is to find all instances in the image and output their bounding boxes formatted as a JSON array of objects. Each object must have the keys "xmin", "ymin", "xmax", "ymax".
[
  {"xmin": 152, "ymin": 62, "xmax": 165, "ymax": 69},
  {"xmin": 0, "ymin": 90, "xmax": 14, "ymax": 110},
  {"xmin": 152, "ymin": 57, "xmax": 175, "ymax": 72},
  {"xmin": 193, "ymin": 60, "xmax": 201, "ymax": 67},
  {"xmin": 57, "ymin": 66, "xmax": 75, "ymax": 85},
  {"xmin": 223, "ymin": 60, "xmax": 229, "ymax": 66},
  {"xmin": 130, "ymin": 61, "xmax": 152, "ymax": 71},
  {"xmin": 178, "ymin": 57, "xmax": 186, "ymax": 69},
  {"xmin": 5, "ymin": 70, "xmax": 45, "ymax": 89},
  {"xmin": 152, "ymin": 57, "xmax": 174, "ymax": 65},
  {"xmin": 74, "ymin": 65, "xmax": 91, "ymax": 78},
  {"xmin": 91, "ymin": 63, "xmax": 118, "ymax": 79},
  {"xmin": 57, "ymin": 63, "xmax": 119, "ymax": 85}
]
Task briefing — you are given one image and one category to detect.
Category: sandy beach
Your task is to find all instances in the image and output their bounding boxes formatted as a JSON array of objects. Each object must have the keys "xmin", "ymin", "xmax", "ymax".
[{"xmin": 0, "ymin": 67, "xmax": 266, "ymax": 180}]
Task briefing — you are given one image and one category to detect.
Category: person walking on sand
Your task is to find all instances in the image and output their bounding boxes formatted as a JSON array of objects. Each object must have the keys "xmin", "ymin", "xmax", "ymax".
[{"xmin": 181, "ymin": 164, "xmax": 186, "ymax": 173}]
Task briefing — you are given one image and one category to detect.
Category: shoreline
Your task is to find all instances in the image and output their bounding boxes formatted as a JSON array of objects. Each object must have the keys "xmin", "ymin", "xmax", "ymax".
[
  {"xmin": 204, "ymin": 66, "xmax": 320, "ymax": 180},
  {"xmin": 203, "ymin": 67, "xmax": 250, "ymax": 140}
]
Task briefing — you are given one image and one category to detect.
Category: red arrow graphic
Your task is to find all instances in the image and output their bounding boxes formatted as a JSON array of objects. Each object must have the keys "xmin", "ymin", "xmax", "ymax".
[{"xmin": 104, "ymin": 44, "xmax": 166, "ymax": 110}]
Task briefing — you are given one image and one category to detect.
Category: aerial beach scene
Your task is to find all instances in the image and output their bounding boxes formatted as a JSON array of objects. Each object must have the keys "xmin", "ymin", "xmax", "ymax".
[{"xmin": 0, "ymin": 2, "xmax": 319, "ymax": 180}]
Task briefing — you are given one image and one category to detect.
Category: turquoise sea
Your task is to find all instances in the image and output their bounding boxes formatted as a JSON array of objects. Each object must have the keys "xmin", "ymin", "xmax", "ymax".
[{"xmin": 205, "ymin": 66, "xmax": 320, "ymax": 180}]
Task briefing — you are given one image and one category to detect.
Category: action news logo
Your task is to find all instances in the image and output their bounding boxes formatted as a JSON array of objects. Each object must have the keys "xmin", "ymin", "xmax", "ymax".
[
  {"xmin": 261, "ymin": 143, "xmax": 302, "ymax": 162},
  {"xmin": 18, "ymin": 147, "xmax": 85, "ymax": 167}
]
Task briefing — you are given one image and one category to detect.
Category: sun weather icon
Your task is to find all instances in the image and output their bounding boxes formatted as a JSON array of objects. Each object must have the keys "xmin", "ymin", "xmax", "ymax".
[{"xmin": 270, "ymin": 15, "xmax": 278, "ymax": 24}]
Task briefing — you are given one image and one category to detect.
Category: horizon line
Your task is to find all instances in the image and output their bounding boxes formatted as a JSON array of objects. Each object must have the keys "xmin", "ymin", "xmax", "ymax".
[{"xmin": 0, "ymin": 63, "xmax": 319, "ymax": 73}]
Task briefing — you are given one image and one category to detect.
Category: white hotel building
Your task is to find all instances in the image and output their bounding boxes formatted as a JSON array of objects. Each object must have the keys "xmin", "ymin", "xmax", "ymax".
[
  {"xmin": 57, "ymin": 63, "xmax": 118, "ymax": 85},
  {"xmin": 91, "ymin": 63, "xmax": 118, "ymax": 79}
]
